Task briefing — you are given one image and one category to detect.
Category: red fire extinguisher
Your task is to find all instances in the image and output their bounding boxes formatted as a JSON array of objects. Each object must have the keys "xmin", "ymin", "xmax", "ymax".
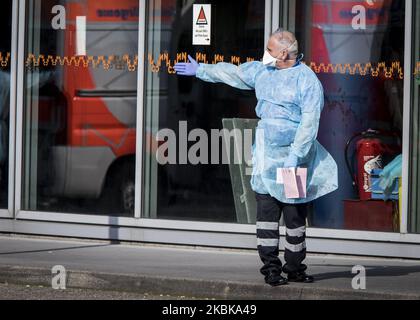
[{"xmin": 345, "ymin": 129, "xmax": 398, "ymax": 201}]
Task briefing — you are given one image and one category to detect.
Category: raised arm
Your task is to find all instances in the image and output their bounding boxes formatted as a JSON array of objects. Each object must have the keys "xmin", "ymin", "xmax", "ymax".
[{"xmin": 174, "ymin": 55, "xmax": 260, "ymax": 90}]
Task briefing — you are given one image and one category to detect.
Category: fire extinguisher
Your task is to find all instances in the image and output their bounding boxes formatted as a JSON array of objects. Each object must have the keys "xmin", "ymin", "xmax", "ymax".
[{"xmin": 345, "ymin": 129, "xmax": 399, "ymax": 201}]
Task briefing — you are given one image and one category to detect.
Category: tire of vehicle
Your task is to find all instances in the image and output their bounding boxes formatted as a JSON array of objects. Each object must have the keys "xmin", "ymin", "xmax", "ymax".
[
  {"xmin": 119, "ymin": 162, "xmax": 135, "ymax": 215},
  {"xmin": 102, "ymin": 160, "xmax": 135, "ymax": 216}
]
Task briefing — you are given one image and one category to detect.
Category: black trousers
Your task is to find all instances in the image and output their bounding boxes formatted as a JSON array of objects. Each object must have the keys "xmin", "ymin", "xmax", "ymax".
[{"xmin": 256, "ymin": 193, "xmax": 313, "ymax": 276}]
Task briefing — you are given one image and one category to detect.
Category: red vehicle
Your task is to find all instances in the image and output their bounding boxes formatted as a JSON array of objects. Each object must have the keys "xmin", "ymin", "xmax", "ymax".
[{"xmin": 42, "ymin": 0, "xmax": 140, "ymax": 214}]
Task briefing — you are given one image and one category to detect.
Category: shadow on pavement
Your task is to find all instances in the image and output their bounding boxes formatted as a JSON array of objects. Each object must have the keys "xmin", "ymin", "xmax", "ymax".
[{"xmin": 311, "ymin": 264, "xmax": 420, "ymax": 281}]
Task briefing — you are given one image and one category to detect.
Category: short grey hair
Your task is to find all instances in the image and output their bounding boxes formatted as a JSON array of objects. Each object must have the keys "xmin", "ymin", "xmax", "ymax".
[{"xmin": 270, "ymin": 28, "xmax": 298, "ymax": 58}]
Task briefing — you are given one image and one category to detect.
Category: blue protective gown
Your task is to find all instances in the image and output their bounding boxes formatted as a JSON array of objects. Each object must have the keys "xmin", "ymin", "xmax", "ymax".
[{"xmin": 196, "ymin": 60, "xmax": 338, "ymax": 204}]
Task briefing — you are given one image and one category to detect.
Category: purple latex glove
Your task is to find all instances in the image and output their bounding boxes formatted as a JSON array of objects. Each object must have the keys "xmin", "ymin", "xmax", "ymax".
[
  {"xmin": 174, "ymin": 55, "xmax": 199, "ymax": 76},
  {"xmin": 284, "ymin": 153, "xmax": 299, "ymax": 168}
]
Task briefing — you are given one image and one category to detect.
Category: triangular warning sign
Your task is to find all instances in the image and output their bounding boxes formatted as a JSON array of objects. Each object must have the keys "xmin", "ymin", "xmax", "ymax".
[{"xmin": 196, "ymin": 6, "xmax": 208, "ymax": 25}]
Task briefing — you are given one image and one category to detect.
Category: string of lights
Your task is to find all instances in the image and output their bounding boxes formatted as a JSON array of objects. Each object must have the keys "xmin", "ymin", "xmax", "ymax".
[{"xmin": 0, "ymin": 52, "xmax": 417, "ymax": 79}]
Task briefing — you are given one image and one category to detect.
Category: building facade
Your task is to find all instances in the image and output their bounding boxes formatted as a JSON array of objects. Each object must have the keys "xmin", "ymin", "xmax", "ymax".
[{"xmin": 0, "ymin": 0, "xmax": 419, "ymax": 258}]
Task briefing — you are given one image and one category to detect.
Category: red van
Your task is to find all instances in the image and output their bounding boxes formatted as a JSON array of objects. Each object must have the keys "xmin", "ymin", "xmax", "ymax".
[{"xmin": 43, "ymin": 0, "xmax": 139, "ymax": 214}]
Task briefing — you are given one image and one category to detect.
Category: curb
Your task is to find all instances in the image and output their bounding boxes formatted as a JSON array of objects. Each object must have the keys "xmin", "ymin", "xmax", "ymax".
[{"xmin": 0, "ymin": 265, "xmax": 419, "ymax": 300}]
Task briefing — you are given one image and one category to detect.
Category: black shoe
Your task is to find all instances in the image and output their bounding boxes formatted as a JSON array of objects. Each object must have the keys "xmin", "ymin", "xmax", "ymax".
[
  {"xmin": 287, "ymin": 272, "xmax": 314, "ymax": 283},
  {"xmin": 264, "ymin": 272, "xmax": 289, "ymax": 287}
]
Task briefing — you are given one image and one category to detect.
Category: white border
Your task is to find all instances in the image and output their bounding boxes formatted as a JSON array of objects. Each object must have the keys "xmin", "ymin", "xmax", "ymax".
[
  {"xmin": 0, "ymin": 0, "xmax": 18, "ymax": 218},
  {"xmin": 14, "ymin": 0, "xmax": 25, "ymax": 216},
  {"xmin": 0, "ymin": 211, "xmax": 10, "ymax": 218},
  {"xmin": 15, "ymin": 210, "xmax": 420, "ymax": 245},
  {"xmin": 401, "ymin": 0, "xmax": 413, "ymax": 234},
  {"xmin": 264, "ymin": 0, "xmax": 272, "ymax": 46},
  {"xmin": 134, "ymin": 0, "xmax": 146, "ymax": 220},
  {"xmin": 272, "ymin": 0, "xmax": 280, "ymax": 32},
  {"xmin": 8, "ymin": 0, "xmax": 19, "ymax": 218}
]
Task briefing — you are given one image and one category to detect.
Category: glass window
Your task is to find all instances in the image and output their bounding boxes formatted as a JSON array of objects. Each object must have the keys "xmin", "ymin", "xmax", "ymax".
[
  {"xmin": 0, "ymin": 1, "xmax": 12, "ymax": 209},
  {"xmin": 143, "ymin": 0, "xmax": 408, "ymax": 230},
  {"xmin": 143, "ymin": 0, "xmax": 265, "ymax": 222},
  {"xmin": 22, "ymin": 0, "xmax": 139, "ymax": 216},
  {"xmin": 410, "ymin": 1, "xmax": 420, "ymax": 233},
  {"xmin": 294, "ymin": 0, "xmax": 405, "ymax": 232}
]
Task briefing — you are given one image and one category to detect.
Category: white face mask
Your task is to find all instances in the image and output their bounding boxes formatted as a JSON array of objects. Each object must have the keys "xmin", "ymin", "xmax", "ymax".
[
  {"xmin": 262, "ymin": 40, "xmax": 299, "ymax": 67},
  {"xmin": 262, "ymin": 50, "xmax": 278, "ymax": 67}
]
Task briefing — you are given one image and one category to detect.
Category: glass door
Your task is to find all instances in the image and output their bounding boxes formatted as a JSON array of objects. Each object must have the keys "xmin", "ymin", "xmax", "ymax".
[
  {"xmin": 19, "ymin": 0, "xmax": 139, "ymax": 217},
  {"xmin": 143, "ymin": 0, "xmax": 266, "ymax": 223},
  {"xmin": 0, "ymin": 0, "xmax": 13, "ymax": 217}
]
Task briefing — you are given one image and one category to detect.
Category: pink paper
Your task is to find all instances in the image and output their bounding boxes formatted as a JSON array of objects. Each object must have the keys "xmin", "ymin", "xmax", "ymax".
[
  {"xmin": 281, "ymin": 168, "xmax": 307, "ymax": 199},
  {"xmin": 296, "ymin": 168, "xmax": 308, "ymax": 198},
  {"xmin": 281, "ymin": 168, "xmax": 300, "ymax": 199}
]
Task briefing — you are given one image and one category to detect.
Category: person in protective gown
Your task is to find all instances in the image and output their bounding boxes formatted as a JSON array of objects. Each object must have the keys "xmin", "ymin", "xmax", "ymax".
[{"xmin": 175, "ymin": 29, "xmax": 338, "ymax": 287}]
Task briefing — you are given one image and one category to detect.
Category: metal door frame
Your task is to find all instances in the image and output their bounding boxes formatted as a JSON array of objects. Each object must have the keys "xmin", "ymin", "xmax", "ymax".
[{"xmin": 0, "ymin": 0, "xmax": 19, "ymax": 219}]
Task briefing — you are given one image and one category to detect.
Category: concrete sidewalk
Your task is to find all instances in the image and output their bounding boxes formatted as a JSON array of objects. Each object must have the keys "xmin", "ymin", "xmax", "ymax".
[{"xmin": 0, "ymin": 235, "xmax": 419, "ymax": 300}]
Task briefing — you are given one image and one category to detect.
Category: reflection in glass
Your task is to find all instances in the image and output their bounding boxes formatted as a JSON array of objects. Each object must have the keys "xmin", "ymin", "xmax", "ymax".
[
  {"xmin": 22, "ymin": 0, "xmax": 139, "ymax": 216},
  {"xmin": 295, "ymin": 0, "xmax": 405, "ymax": 232},
  {"xmin": 144, "ymin": 0, "xmax": 406, "ymax": 230},
  {"xmin": 144, "ymin": 0, "xmax": 265, "ymax": 222}
]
